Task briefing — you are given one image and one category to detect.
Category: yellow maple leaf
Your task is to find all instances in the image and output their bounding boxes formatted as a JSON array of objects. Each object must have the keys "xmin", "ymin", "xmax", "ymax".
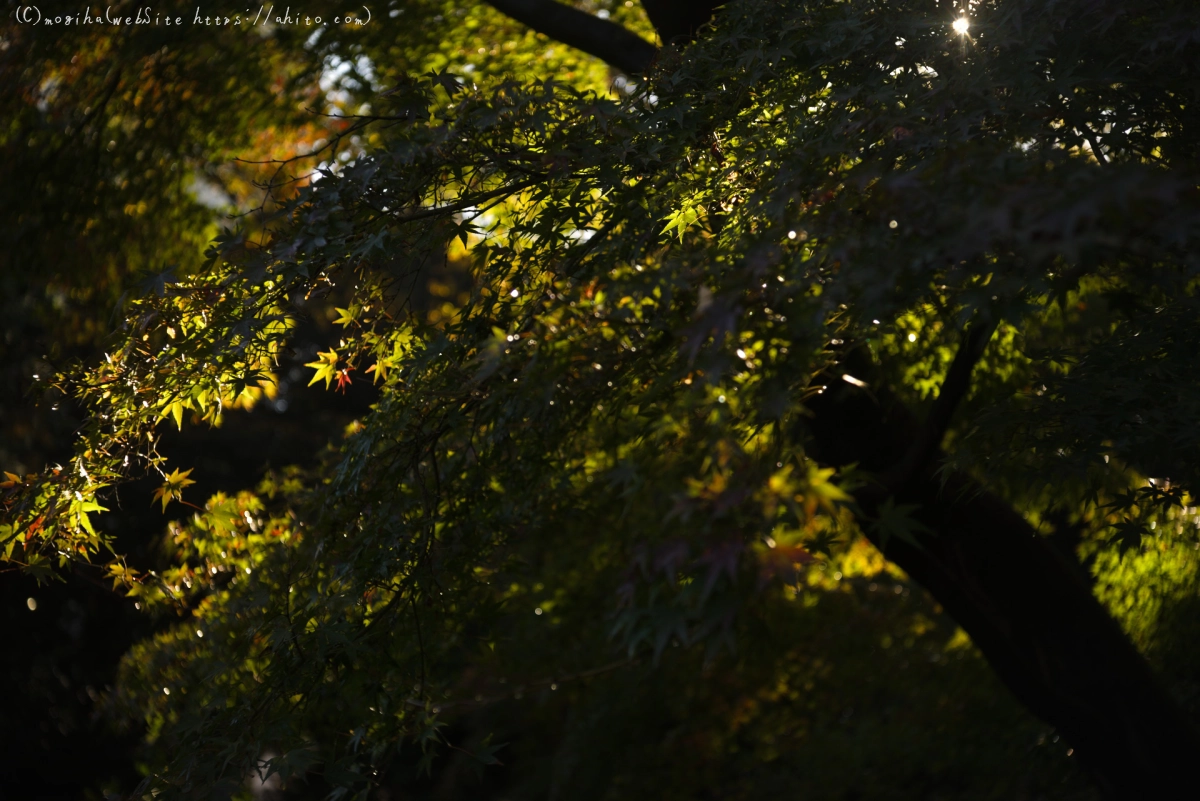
[
  {"xmin": 305, "ymin": 349, "xmax": 340, "ymax": 389},
  {"xmin": 152, "ymin": 468, "xmax": 197, "ymax": 513}
]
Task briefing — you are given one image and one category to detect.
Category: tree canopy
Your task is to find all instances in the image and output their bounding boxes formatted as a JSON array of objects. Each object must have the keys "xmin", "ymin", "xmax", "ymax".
[{"xmin": 4, "ymin": 0, "xmax": 1200, "ymax": 798}]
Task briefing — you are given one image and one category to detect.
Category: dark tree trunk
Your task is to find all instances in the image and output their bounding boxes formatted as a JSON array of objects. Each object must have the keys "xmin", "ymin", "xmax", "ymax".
[{"xmin": 806, "ymin": 362, "xmax": 1200, "ymax": 799}]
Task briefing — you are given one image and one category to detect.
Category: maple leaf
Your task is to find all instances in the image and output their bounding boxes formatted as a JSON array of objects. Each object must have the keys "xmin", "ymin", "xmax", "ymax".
[
  {"xmin": 661, "ymin": 205, "xmax": 704, "ymax": 241},
  {"xmin": 305, "ymin": 349, "xmax": 340, "ymax": 389},
  {"xmin": 152, "ymin": 468, "xmax": 197, "ymax": 513},
  {"xmin": 871, "ymin": 496, "xmax": 933, "ymax": 552},
  {"xmin": 333, "ymin": 305, "xmax": 364, "ymax": 327}
]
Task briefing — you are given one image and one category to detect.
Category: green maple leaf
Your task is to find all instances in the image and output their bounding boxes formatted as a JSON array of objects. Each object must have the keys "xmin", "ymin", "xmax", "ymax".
[
  {"xmin": 661, "ymin": 204, "xmax": 705, "ymax": 241},
  {"xmin": 333, "ymin": 306, "xmax": 363, "ymax": 327},
  {"xmin": 871, "ymin": 496, "xmax": 933, "ymax": 551}
]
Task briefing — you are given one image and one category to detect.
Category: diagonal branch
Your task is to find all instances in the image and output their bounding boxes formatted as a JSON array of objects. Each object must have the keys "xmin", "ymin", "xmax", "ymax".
[
  {"xmin": 877, "ymin": 317, "xmax": 998, "ymax": 490},
  {"xmin": 484, "ymin": 0, "xmax": 659, "ymax": 74},
  {"xmin": 802, "ymin": 353, "xmax": 1200, "ymax": 798},
  {"xmin": 918, "ymin": 317, "xmax": 998, "ymax": 455}
]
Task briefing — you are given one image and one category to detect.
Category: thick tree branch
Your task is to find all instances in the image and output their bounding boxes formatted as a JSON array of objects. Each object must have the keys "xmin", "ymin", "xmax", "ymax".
[
  {"xmin": 484, "ymin": 0, "xmax": 659, "ymax": 74},
  {"xmin": 640, "ymin": 0, "xmax": 723, "ymax": 44},
  {"xmin": 878, "ymin": 318, "xmax": 998, "ymax": 489},
  {"xmin": 924, "ymin": 319, "xmax": 996, "ymax": 447},
  {"xmin": 805, "ymin": 358, "xmax": 1200, "ymax": 799}
]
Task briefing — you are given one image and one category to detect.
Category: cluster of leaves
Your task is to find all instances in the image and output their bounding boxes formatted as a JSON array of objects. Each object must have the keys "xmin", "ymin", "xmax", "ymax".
[
  {"xmin": 0, "ymin": 1, "xmax": 646, "ymax": 795},
  {"xmin": 4, "ymin": 0, "xmax": 1200, "ymax": 796},
  {"xmin": 0, "ymin": 260, "xmax": 295, "ymax": 577}
]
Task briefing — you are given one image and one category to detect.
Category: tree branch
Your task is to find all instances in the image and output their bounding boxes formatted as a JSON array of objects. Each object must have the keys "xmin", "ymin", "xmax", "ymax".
[
  {"xmin": 925, "ymin": 318, "xmax": 996, "ymax": 444},
  {"xmin": 803, "ymin": 360, "xmax": 1200, "ymax": 798},
  {"xmin": 484, "ymin": 0, "xmax": 659, "ymax": 75},
  {"xmin": 640, "ymin": 0, "xmax": 723, "ymax": 44},
  {"xmin": 878, "ymin": 317, "xmax": 998, "ymax": 489}
]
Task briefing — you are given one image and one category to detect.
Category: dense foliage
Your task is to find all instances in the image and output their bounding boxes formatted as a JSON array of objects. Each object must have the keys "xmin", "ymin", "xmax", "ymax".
[{"xmin": 4, "ymin": 0, "xmax": 1200, "ymax": 797}]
